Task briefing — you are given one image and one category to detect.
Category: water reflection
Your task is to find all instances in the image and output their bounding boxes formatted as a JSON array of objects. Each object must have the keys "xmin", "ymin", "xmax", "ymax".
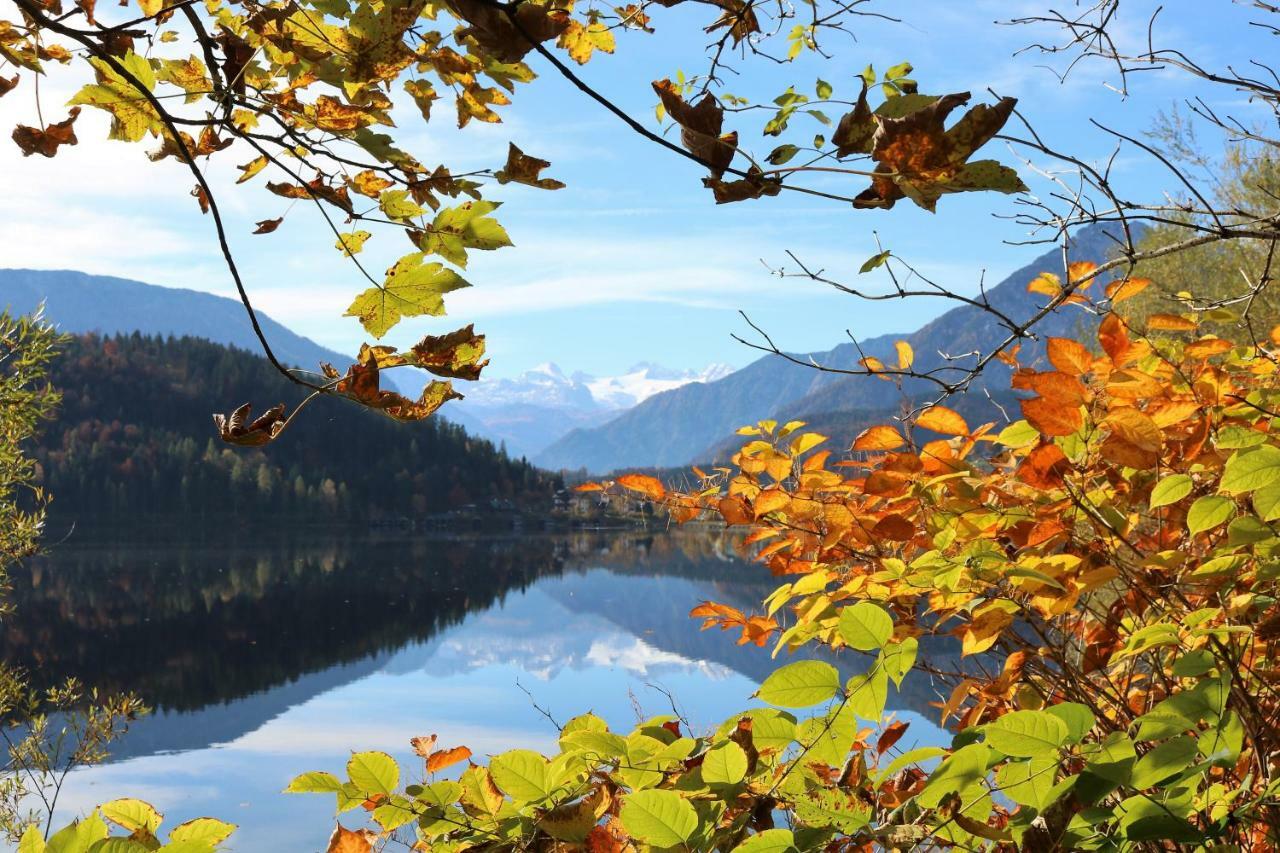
[{"xmin": 6, "ymin": 529, "xmax": 959, "ymax": 851}]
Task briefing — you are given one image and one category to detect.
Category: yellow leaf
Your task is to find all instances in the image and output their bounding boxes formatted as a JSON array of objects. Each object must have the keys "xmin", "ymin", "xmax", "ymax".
[
  {"xmin": 852, "ymin": 425, "xmax": 904, "ymax": 451},
  {"xmin": 894, "ymin": 340, "xmax": 913, "ymax": 370},
  {"xmin": 915, "ymin": 406, "xmax": 968, "ymax": 436},
  {"xmin": 617, "ymin": 473, "xmax": 664, "ymax": 500}
]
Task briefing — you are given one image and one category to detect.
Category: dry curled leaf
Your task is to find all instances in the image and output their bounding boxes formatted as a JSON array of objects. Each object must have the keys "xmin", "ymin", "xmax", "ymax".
[
  {"xmin": 653, "ymin": 78, "xmax": 737, "ymax": 178},
  {"xmin": 213, "ymin": 402, "xmax": 287, "ymax": 446},
  {"xmin": 326, "ymin": 823, "xmax": 378, "ymax": 853},
  {"xmin": 494, "ymin": 142, "xmax": 565, "ymax": 190},
  {"xmin": 11, "ymin": 106, "xmax": 80, "ymax": 157},
  {"xmin": 253, "ymin": 217, "xmax": 283, "ymax": 234}
]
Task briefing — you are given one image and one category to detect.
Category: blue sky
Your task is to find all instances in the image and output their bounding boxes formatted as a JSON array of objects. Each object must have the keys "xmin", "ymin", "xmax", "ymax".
[{"xmin": 1, "ymin": 0, "xmax": 1273, "ymax": 378}]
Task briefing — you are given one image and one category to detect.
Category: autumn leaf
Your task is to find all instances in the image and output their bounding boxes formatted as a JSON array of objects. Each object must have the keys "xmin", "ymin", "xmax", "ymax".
[
  {"xmin": 1021, "ymin": 396, "xmax": 1082, "ymax": 437},
  {"xmin": 409, "ymin": 324, "xmax": 488, "ymax": 381},
  {"xmin": 326, "ymin": 823, "xmax": 378, "ymax": 853},
  {"xmin": 894, "ymin": 340, "xmax": 914, "ymax": 370},
  {"xmin": 652, "ymin": 79, "xmax": 738, "ymax": 178},
  {"xmin": 345, "ymin": 254, "xmax": 470, "ymax": 338},
  {"xmin": 427, "ymin": 745, "xmax": 473, "ymax": 773},
  {"xmin": 877, "ymin": 721, "xmax": 909, "ymax": 755},
  {"xmin": 494, "ymin": 142, "xmax": 565, "ymax": 190},
  {"xmin": 326, "ymin": 347, "xmax": 464, "ymax": 422},
  {"xmin": 853, "ymin": 424, "xmax": 905, "ymax": 451},
  {"xmin": 253, "ymin": 217, "xmax": 283, "ymax": 234},
  {"xmin": 0, "ymin": 74, "xmax": 17, "ymax": 98},
  {"xmin": 410, "ymin": 735, "xmax": 438, "ymax": 758},
  {"xmin": 558, "ymin": 20, "xmax": 615, "ymax": 65},
  {"xmin": 213, "ymin": 402, "xmax": 287, "ymax": 446},
  {"xmin": 236, "ymin": 155, "xmax": 267, "ymax": 184},
  {"xmin": 618, "ymin": 473, "xmax": 664, "ymax": 500},
  {"xmin": 11, "ymin": 106, "xmax": 79, "ymax": 157},
  {"xmin": 1105, "ymin": 276, "xmax": 1151, "ymax": 304},
  {"xmin": 915, "ymin": 405, "xmax": 968, "ymax": 436},
  {"xmin": 853, "ymin": 91, "xmax": 1024, "ymax": 211},
  {"xmin": 1046, "ymin": 337, "xmax": 1092, "ymax": 376}
]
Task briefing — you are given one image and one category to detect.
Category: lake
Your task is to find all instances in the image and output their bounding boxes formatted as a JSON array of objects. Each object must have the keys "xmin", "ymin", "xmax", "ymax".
[{"xmin": 4, "ymin": 528, "xmax": 955, "ymax": 851}]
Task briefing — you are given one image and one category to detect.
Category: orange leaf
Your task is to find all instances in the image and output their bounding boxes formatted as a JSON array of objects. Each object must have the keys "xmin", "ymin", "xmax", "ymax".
[
  {"xmin": 1046, "ymin": 337, "xmax": 1092, "ymax": 376},
  {"xmin": 872, "ymin": 514, "xmax": 916, "ymax": 541},
  {"xmin": 617, "ymin": 473, "xmax": 664, "ymax": 500},
  {"xmin": 915, "ymin": 405, "xmax": 969, "ymax": 436},
  {"xmin": 1104, "ymin": 408, "xmax": 1162, "ymax": 453},
  {"xmin": 1026, "ymin": 272, "xmax": 1061, "ymax": 297},
  {"xmin": 1020, "ymin": 396, "xmax": 1082, "ymax": 437},
  {"xmin": 894, "ymin": 340, "xmax": 914, "ymax": 370},
  {"xmin": 1067, "ymin": 260, "xmax": 1098, "ymax": 285},
  {"xmin": 427, "ymin": 745, "xmax": 472, "ymax": 773},
  {"xmin": 1105, "ymin": 276, "xmax": 1152, "ymax": 304},
  {"xmin": 1098, "ymin": 313, "xmax": 1132, "ymax": 365},
  {"xmin": 1146, "ymin": 313, "xmax": 1197, "ymax": 332},
  {"xmin": 1016, "ymin": 443, "xmax": 1069, "ymax": 489},
  {"xmin": 852, "ymin": 424, "xmax": 905, "ymax": 452},
  {"xmin": 326, "ymin": 824, "xmax": 378, "ymax": 853},
  {"xmin": 877, "ymin": 720, "xmax": 909, "ymax": 755},
  {"xmin": 754, "ymin": 489, "xmax": 790, "ymax": 517},
  {"xmin": 1184, "ymin": 337, "xmax": 1233, "ymax": 360},
  {"xmin": 574, "ymin": 482, "xmax": 604, "ymax": 492}
]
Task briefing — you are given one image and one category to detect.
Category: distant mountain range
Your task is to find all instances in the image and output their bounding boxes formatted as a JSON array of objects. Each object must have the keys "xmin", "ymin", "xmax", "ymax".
[
  {"xmin": 453, "ymin": 361, "xmax": 734, "ymax": 459},
  {"xmin": 535, "ymin": 224, "xmax": 1128, "ymax": 473},
  {"xmin": 0, "ymin": 268, "xmax": 733, "ymax": 458}
]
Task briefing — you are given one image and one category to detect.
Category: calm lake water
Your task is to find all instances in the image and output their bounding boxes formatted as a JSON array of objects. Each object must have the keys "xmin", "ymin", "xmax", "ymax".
[{"xmin": 5, "ymin": 528, "xmax": 954, "ymax": 851}]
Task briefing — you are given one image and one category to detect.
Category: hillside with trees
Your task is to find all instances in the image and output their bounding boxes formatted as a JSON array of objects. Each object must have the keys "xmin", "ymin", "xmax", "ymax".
[{"xmin": 33, "ymin": 334, "xmax": 561, "ymax": 523}]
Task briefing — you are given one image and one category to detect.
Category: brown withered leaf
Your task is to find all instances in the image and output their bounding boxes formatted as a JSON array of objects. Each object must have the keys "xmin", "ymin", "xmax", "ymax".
[
  {"xmin": 448, "ymin": 0, "xmax": 570, "ymax": 63},
  {"xmin": 410, "ymin": 734, "xmax": 438, "ymax": 758},
  {"xmin": 325, "ymin": 823, "xmax": 377, "ymax": 853},
  {"xmin": 832, "ymin": 81, "xmax": 874, "ymax": 157},
  {"xmin": 213, "ymin": 402, "xmax": 287, "ymax": 446},
  {"xmin": 705, "ymin": 0, "xmax": 759, "ymax": 46},
  {"xmin": 191, "ymin": 184, "xmax": 210, "ymax": 214},
  {"xmin": 853, "ymin": 92, "xmax": 1022, "ymax": 211},
  {"xmin": 253, "ymin": 217, "xmax": 283, "ymax": 234},
  {"xmin": 877, "ymin": 720, "xmax": 910, "ymax": 755},
  {"xmin": 75, "ymin": 0, "xmax": 96, "ymax": 24},
  {"xmin": 0, "ymin": 74, "xmax": 17, "ymax": 98},
  {"xmin": 409, "ymin": 324, "xmax": 488, "ymax": 380},
  {"xmin": 328, "ymin": 348, "xmax": 463, "ymax": 422},
  {"xmin": 11, "ymin": 107, "xmax": 79, "ymax": 157},
  {"xmin": 494, "ymin": 142, "xmax": 565, "ymax": 190},
  {"xmin": 702, "ymin": 167, "xmax": 781, "ymax": 204},
  {"xmin": 652, "ymin": 79, "xmax": 737, "ymax": 177}
]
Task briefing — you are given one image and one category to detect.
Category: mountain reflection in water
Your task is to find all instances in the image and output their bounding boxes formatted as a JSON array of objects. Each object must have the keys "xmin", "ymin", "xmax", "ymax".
[{"xmin": 5, "ymin": 529, "xmax": 959, "ymax": 851}]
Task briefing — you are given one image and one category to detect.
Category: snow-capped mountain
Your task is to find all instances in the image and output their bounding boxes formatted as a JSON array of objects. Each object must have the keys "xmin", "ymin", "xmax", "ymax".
[{"xmin": 452, "ymin": 361, "xmax": 736, "ymax": 460}]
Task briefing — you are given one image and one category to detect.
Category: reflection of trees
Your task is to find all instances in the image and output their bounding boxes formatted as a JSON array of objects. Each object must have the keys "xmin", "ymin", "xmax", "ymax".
[{"xmin": 3, "ymin": 528, "xmax": 973, "ymax": 727}]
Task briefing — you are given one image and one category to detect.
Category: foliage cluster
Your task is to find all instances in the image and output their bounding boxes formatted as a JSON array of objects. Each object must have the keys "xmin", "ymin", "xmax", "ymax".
[{"xmin": 288, "ymin": 284, "xmax": 1280, "ymax": 850}]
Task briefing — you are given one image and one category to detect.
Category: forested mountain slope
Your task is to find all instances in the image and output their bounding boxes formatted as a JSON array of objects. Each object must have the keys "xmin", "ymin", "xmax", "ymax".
[
  {"xmin": 33, "ymin": 333, "xmax": 560, "ymax": 521},
  {"xmin": 537, "ymin": 225, "xmax": 1127, "ymax": 473}
]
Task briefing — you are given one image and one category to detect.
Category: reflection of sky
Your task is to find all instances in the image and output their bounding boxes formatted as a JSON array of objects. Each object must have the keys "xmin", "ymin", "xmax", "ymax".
[{"xmin": 50, "ymin": 569, "xmax": 950, "ymax": 852}]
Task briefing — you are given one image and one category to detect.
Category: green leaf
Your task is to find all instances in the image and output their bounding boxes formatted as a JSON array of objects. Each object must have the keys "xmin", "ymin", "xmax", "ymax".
[
  {"xmin": 944, "ymin": 159, "xmax": 1027, "ymax": 194},
  {"xmin": 1228, "ymin": 515, "xmax": 1274, "ymax": 546},
  {"xmin": 996, "ymin": 755, "xmax": 1057, "ymax": 809},
  {"xmin": 873, "ymin": 746, "xmax": 946, "ymax": 783},
  {"xmin": 881, "ymin": 637, "xmax": 918, "ymax": 687},
  {"xmin": 18, "ymin": 825, "xmax": 46, "ymax": 853},
  {"xmin": 1253, "ymin": 481, "xmax": 1280, "ymax": 521},
  {"xmin": 739, "ymin": 709, "xmax": 796, "ymax": 753},
  {"xmin": 1220, "ymin": 445, "xmax": 1280, "ymax": 494},
  {"xmin": 489, "ymin": 749, "xmax": 551, "ymax": 802},
  {"xmin": 48, "ymin": 812, "xmax": 108, "ymax": 853},
  {"xmin": 815, "ymin": 79, "xmax": 833, "ymax": 100},
  {"xmin": 995, "ymin": 419, "xmax": 1039, "ymax": 448},
  {"xmin": 1129, "ymin": 735, "xmax": 1197, "ymax": 789},
  {"xmin": 838, "ymin": 601, "xmax": 893, "ymax": 650},
  {"xmin": 378, "ymin": 189, "xmax": 425, "ymax": 220},
  {"xmin": 347, "ymin": 751, "xmax": 398, "ymax": 795},
  {"xmin": 1150, "ymin": 474, "xmax": 1193, "ymax": 509},
  {"xmin": 859, "ymin": 250, "xmax": 891, "ymax": 274},
  {"xmin": 984, "ymin": 710, "xmax": 1068, "ymax": 757},
  {"xmin": 701, "ymin": 741, "xmax": 748, "ymax": 786},
  {"xmin": 345, "ymin": 254, "xmax": 470, "ymax": 338},
  {"xmin": 1187, "ymin": 495, "xmax": 1234, "ymax": 535},
  {"xmin": 734, "ymin": 828, "xmax": 798, "ymax": 853},
  {"xmin": 917, "ymin": 743, "xmax": 991, "ymax": 808},
  {"xmin": 1198, "ymin": 711, "xmax": 1244, "ymax": 767},
  {"xmin": 335, "ymin": 230, "xmax": 371, "ymax": 257},
  {"xmin": 792, "ymin": 788, "xmax": 870, "ymax": 833},
  {"xmin": 619, "ymin": 789, "xmax": 698, "ymax": 847},
  {"xmin": 766, "ymin": 144, "xmax": 800, "ymax": 165},
  {"xmin": 285, "ymin": 771, "xmax": 344, "ymax": 793},
  {"xmin": 755, "ymin": 660, "xmax": 840, "ymax": 708},
  {"xmin": 89, "ymin": 840, "xmax": 150, "ymax": 853},
  {"xmin": 1216, "ymin": 425, "xmax": 1267, "ymax": 449},
  {"xmin": 1046, "ymin": 703, "xmax": 1095, "ymax": 744},
  {"xmin": 1171, "ymin": 649, "xmax": 1216, "ymax": 678},
  {"xmin": 846, "ymin": 665, "xmax": 888, "ymax": 720},
  {"xmin": 99, "ymin": 799, "xmax": 162, "ymax": 834},
  {"xmin": 168, "ymin": 818, "xmax": 236, "ymax": 846},
  {"xmin": 421, "ymin": 201, "xmax": 512, "ymax": 268}
]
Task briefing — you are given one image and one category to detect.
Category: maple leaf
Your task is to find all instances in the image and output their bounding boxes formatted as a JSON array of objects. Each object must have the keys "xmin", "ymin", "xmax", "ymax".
[
  {"xmin": 417, "ymin": 200, "xmax": 512, "ymax": 267},
  {"xmin": 558, "ymin": 20, "xmax": 615, "ymax": 64},
  {"xmin": 11, "ymin": 106, "xmax": 79, "ymax": 157},
  {"xmin": 325, "ymin": 347, "xmax": 463, "ymax": 421},
  {"xmin": 494, "ymin": 142, "xmax": 565, "ymax": 190},
  {"xmin": 702, "ymin": 167, "xmax": 781, "ymax": 204},
  {"xmin": 409, "ymin": 324, "xmax": 488, "ymax": 380},
  {"xmin": 346, "ymin": 254, "xmax": 470, "ymax": 338},
  {"xmin": 410, "ymin": 734, "xmax": 438, "ymax": 757},
  {"xmin": 705, "ymin": 0, "xmax": 760, "ymax": 46},
  {"xmin": 652, "ymin": 78, "xmax": 738, "ymax": 178},
  {"xmin": 253, "ymin": 217, "xmax": 283, "ymax": 234},
  {"xmin": 449, "ymin": 0, "xmax": 570, "ymax": 63},
  {"xmin": 213, "ymin": 402, "xmax": 288, "ymax": 446},
  {"xmin": 68, "ymin": 52, "xmax": 162, "ymax": 142},
  {"xmin": 852, "ymin": 92, "xmax": 1024, "ymax": 211},
  {"xmin": 0, "ymin": 74, "xmax": 18, "ymax": 98}
]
